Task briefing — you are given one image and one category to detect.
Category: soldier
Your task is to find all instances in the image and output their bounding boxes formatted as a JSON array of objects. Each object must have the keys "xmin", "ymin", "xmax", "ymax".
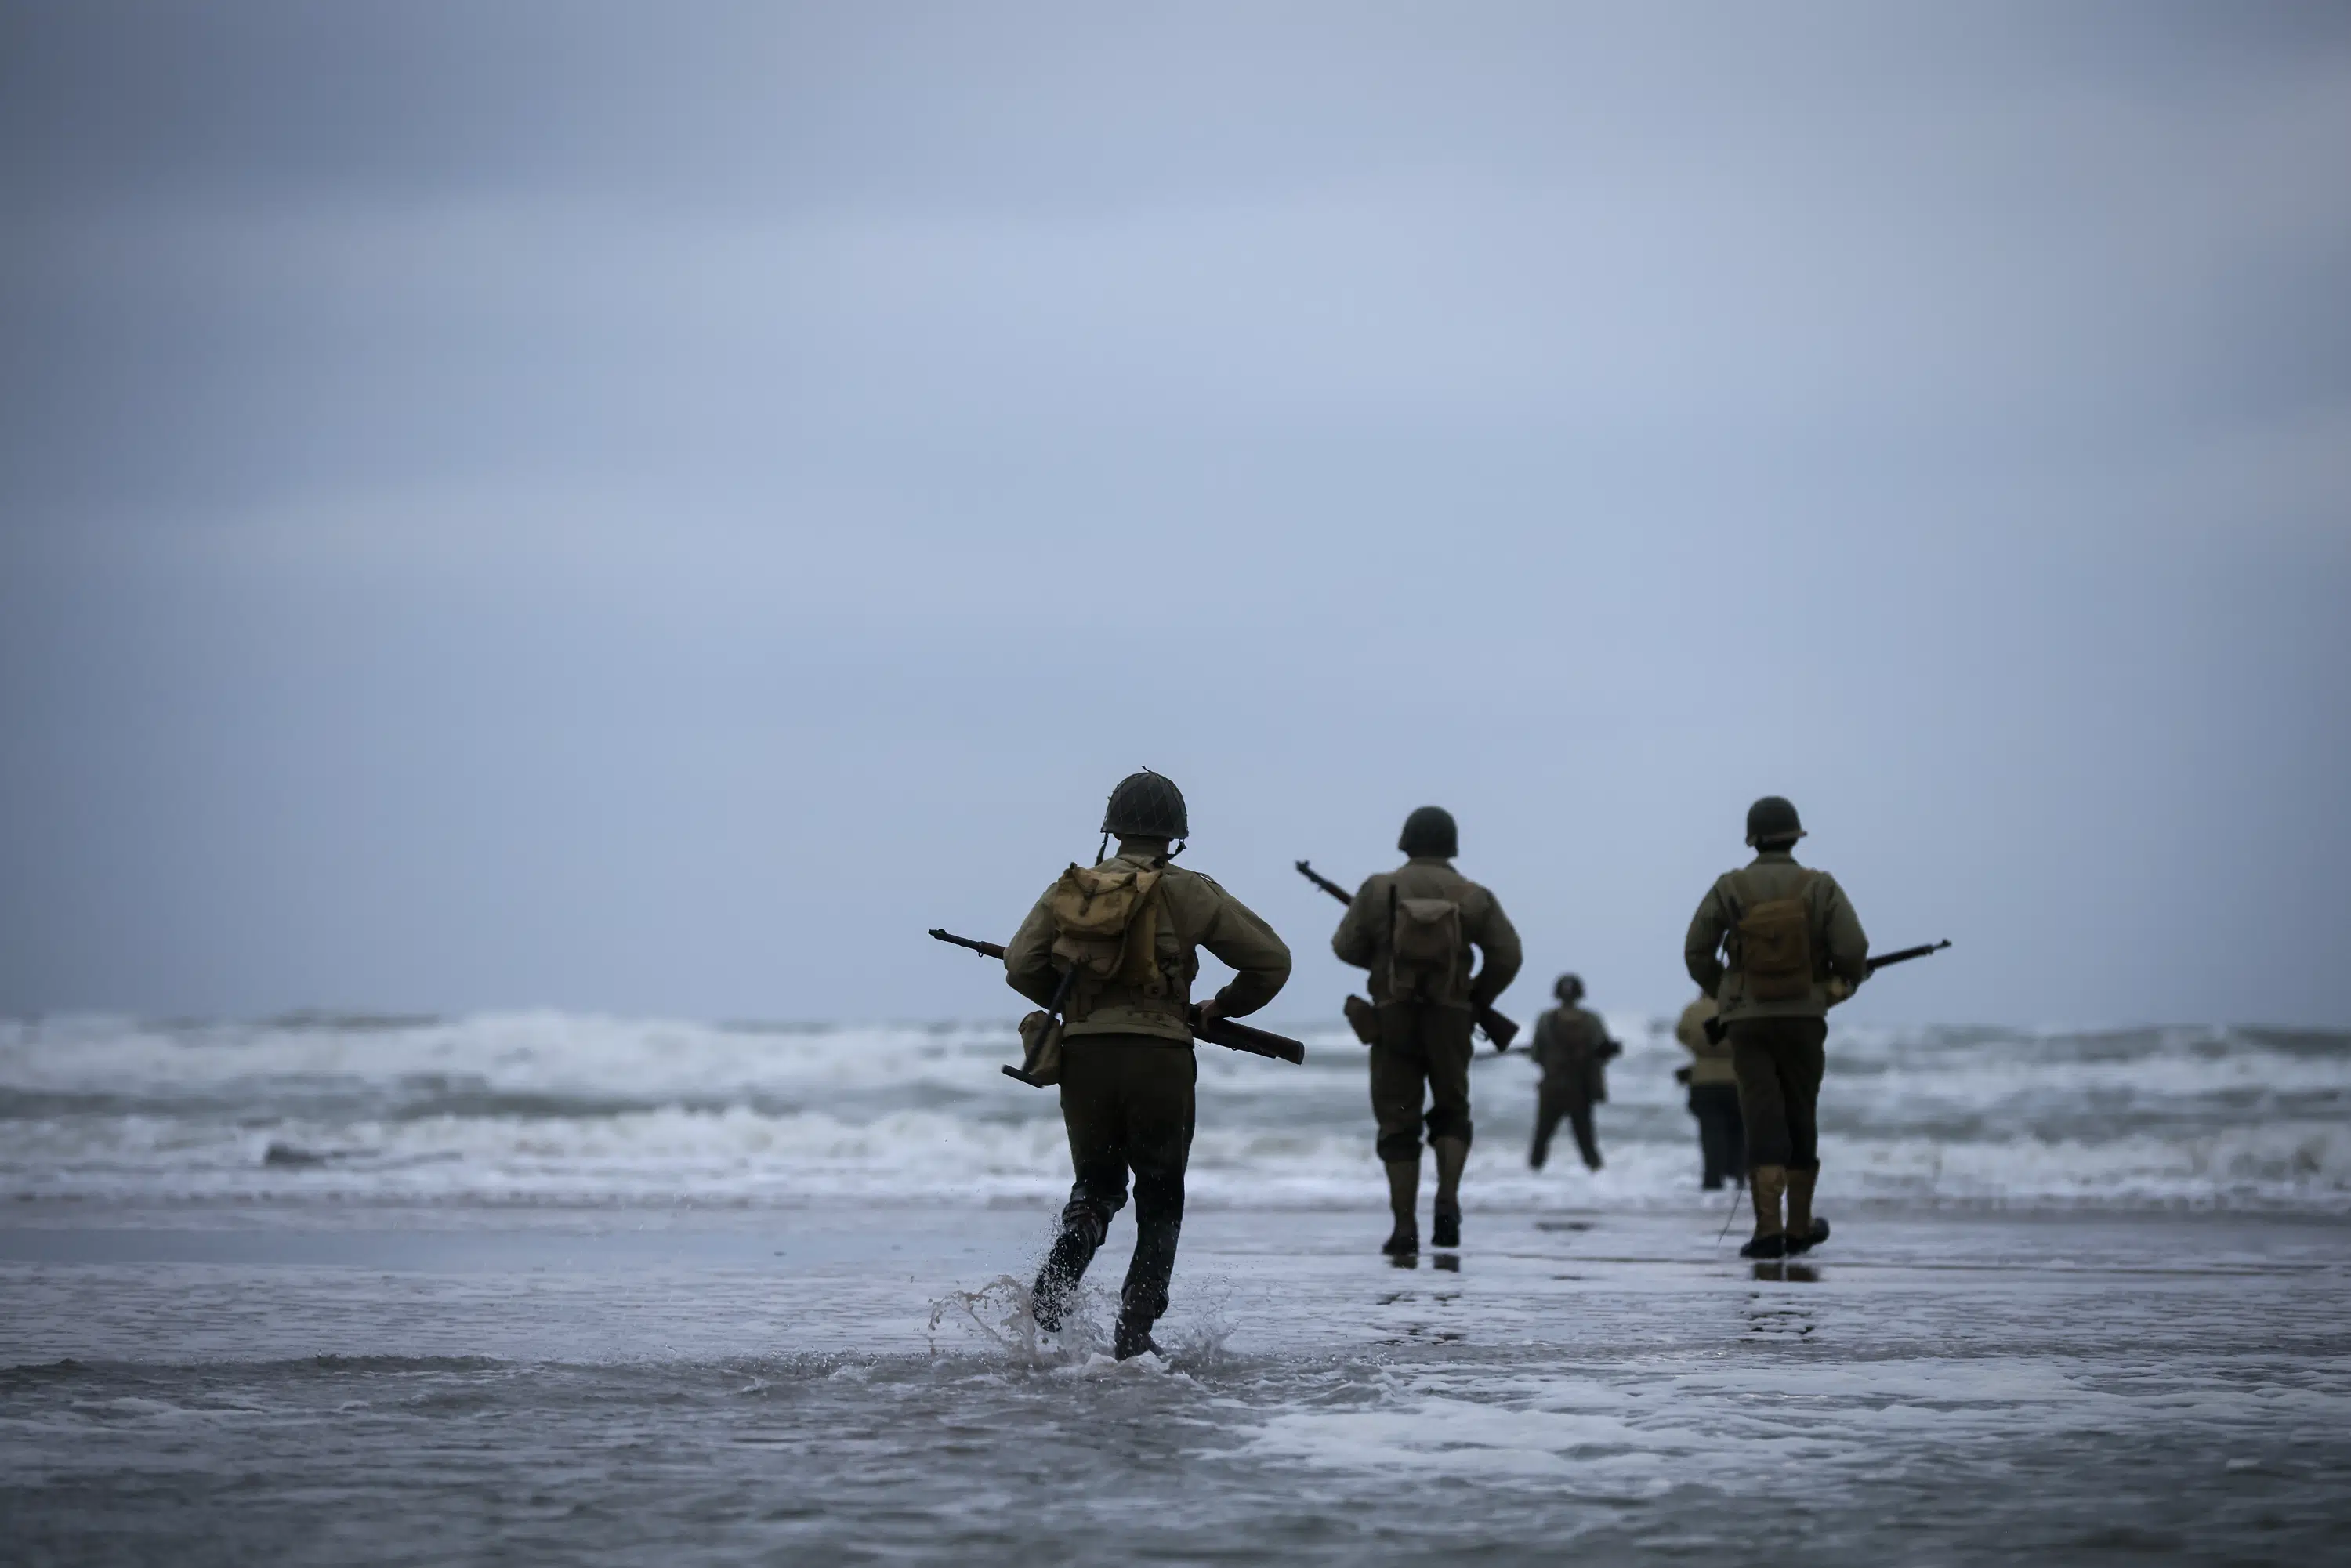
[
  {"xmin": 1333, "ymin": 806, "xmax": 1523, "ymax": 1255},
  {"xmin": 1683, "ymin": 796, "xmax": 1867, "ymax": 1258},
  {"xmin": 1674, "ymin": 992, "xmax": 1745, "ymax": 1190},
  {"xmin": 1005, "ymin": 770, "xmax": 1291, "ymax": 1359},
  {"xmin": 1529, "ymin": 974, "xmax": 1616, "ymax": 1173}
]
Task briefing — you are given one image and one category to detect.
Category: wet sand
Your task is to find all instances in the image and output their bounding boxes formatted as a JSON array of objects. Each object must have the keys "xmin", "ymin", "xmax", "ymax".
[{"xmin": 4, "ymin": 1198, "xmax": 2347, "ymax": 1564}]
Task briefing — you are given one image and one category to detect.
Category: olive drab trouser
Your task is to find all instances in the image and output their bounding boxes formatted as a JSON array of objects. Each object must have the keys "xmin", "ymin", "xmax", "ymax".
[
  {"xmin": 1727, "ymin": 1016, "xmax": 1827, "ymax": 1171},
  {"xmin": 1370, "ymin": 1003, "xmax": 1476, "ymax": 1164},
  {"xmin": 1530, "ymin": 1080, "xmax": 1600, "ymax": 1171},
  {"xmin": 1032, "ymin": 1035, "xmax": 1197, "ymax": 1330},
  {"xmin": 1687, "ymin": 1082, "xmax": 1746, "ymax": 1189}
]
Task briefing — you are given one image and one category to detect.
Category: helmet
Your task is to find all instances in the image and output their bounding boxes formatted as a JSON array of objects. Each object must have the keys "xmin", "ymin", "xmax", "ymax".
[
  {"xmin": 1553, "ymin": 973, "xmax": 1585, "ymax": 1003},
  {"xmin": 1397, "ymin": 806, "xmax": 1458, "ymax": 859},
  {"xmin": 1744, "ymin": 795, "xmax": 1806, "ymax": 847},
  {"xmin": 1102, "ymin": 770, "xmax": 1188, "ymax": 840}
]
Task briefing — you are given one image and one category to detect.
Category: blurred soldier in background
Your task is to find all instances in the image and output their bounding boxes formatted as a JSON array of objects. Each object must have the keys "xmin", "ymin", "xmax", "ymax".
[
  {"xmin": 1684, "ymin": 795, "xmax": 1868, "ymax": 1258},
  {"xmin": 1529, "ymin": 974, "xmax": 1617, "ymax": 1173},
  {"xmin": 1675, "ymin": 993, "xmax": 1744, "ymax": 1190},
  {"xmin": 1333, "ymin": 806, "xmax": 1522, "ymax": 1255}
]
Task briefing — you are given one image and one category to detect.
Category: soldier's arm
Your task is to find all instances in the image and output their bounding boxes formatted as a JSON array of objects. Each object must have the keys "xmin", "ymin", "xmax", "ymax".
[
  {"xmin": 1197, "ymin": 883, "xmax": 1293, "ymax": 1019},
  {"xmin": 1684, "ymin": 882, "xmax": 1729, "ymax": 994},
  {"xmin": 1466, "ymin": 891, "xmax": 1523, "ymax": 1007},
  {"xmin": 1586, "ymin": 1010, "xmax": 1623, "ymax": 1059},
  {"xmin": 1331, "ymin": 878, "xmax": 1381, "ymax": 970},
  {"xmin": 1001, "ymin": 894, "xmax": 1063, "ymax": 1009},
  {"xmin": 1819, "ymin": 875, "xmax": 1869, "ymax": 987}
]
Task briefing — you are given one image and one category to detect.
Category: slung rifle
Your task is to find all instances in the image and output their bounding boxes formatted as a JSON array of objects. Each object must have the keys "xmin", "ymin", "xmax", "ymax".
[
  {"xmin": 927, "ymin": 928, "xmax": 1306, "ymax": 1084},
  {"xmin": 1293, "ymin": 860, "xmax": 1521, "ymax": 1052},
  {"xmin": 1701, "ymin": 939, "xmax": 1953, "ymax": 1044}
]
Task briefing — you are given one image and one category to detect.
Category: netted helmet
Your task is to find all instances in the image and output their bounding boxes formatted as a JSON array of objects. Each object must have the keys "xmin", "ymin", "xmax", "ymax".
[
  {"xmin": 1554, "ymin": 973, "xmax": 1585, "ymax": 1003},
  {"xmin": 1397, "ymin": 806, "xmax": 1458, "ymax": 859},
  {"xmin": 1102, "ymin": 770, "xmax": 1188, "ymax": 840},
  {"xmin": 1744, "ymin": 795, "xmax": 1806, "ymax": 847}
]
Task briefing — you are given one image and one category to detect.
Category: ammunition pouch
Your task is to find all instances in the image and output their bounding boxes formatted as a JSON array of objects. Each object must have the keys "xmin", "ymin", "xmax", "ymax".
[
  {"xmin": 1343, "ymin": 994, "xmax": 1378, "ymax": 1046},
  {"xmin": 1016, "ymin": 1010, "xmax": 1064, "ymax": 1086}
]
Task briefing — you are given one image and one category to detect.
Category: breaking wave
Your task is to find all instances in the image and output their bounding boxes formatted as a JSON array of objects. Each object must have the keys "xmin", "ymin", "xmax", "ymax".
[{"xmin": 2, "ymin": 1012, "xmax": 2345, "ymax": 1211}]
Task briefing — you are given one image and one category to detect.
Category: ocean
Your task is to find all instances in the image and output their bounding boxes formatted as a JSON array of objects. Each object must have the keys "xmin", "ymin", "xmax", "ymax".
[{"xmin": 4, "ymin": 1012, "xmax": 2348, "ymax": 1563}]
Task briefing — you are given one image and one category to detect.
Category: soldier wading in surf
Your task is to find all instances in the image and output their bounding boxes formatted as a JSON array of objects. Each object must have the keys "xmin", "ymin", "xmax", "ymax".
[
  {"xmin": 1683, "ymin": 795, "xmax": 1868, "ymax": 1258},
  {"xmin": 1003, "ymin": 771, "xmax": 1291, "ymax": 1359},
  {"xmin": 1332, "ymin": 806, "xmax": 1523, "ymax": 1256},
  {"xmin": 1528, "ymin": 974, "xmax": 1617, "ymax": 1174},
  {"xmin": 1675, "ymin": 991, "xmax": 1745, "ymax": 1190}
]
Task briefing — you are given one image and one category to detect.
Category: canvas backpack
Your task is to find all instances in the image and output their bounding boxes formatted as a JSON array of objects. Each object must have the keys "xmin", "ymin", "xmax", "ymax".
[
  {"xmin": 1045, "ymin": 860, "xmax": 1172, "ymax": 998},
  {"xmin": 1386, "ymin": 882, "xmax": 1468, "ymax": 1005},
  {"xmin": 1726, "ymin": 868, "xmax": 1818, "ymax": 1002}
]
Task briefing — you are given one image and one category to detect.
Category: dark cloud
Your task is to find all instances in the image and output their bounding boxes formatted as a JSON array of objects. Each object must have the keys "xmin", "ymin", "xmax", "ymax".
[{"xmin": 2, "ymin": 2, "xmax": 2346, "ymax": 1023}]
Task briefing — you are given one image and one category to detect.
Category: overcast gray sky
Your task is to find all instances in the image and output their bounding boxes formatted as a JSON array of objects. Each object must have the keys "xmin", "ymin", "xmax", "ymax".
[{"xmin": 2, "ymin": 2, "xmax": 2346, "ymax": 1027}]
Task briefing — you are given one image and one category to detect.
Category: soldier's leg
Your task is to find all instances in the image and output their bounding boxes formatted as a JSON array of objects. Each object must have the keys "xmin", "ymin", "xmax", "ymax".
[
  {"xmin": 1780, "ymin": 1023, "xmax": 1826, "ymax": 1171},
  {"xmin": 1116, "ymin": 1044, "xmax": 1197, "ymax": 1356},
  {"xmin": 1371, "ymin": 1007, "xmax": 1428, "ymax": 1253},
  {"xmin": 1529, "ymin": 1083, "xmax": 1565, "ymax": 1170},
  {"xmin": 1423, "ymin": 1009, "xmax": 1476, "ymax": 1245},
  {"xmin": 1780, "ymin": 1022, "xmax": 1831, "ymax": 1253},
  {"xmin": 1724, "ymin": 1090, "xmax": 1748, "ymax": 1182},
  {"xmin": 1730, "ymin": 1027, "xmax": 1793, "ymax": 1168},
  {"xmin": 1033, "ymin": 1042, "xmax": 1131, "ymax": 1331},
  {"xmin": 1730, "ymin": 1023, "xmax": 1791, "ymax": 1256},
  {"xmin": 1690, "ymin": 1087, "xmax": 1727, "ymax": 1189},
  {"xmin": 1567, "ymin": 1095, "xmax": 1602, "ymax": 1171}
]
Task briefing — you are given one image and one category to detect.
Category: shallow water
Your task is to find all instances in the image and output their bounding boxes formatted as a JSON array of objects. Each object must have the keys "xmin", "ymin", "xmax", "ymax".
[
  {"xmin": 4, "ymin": 1203, "xmax": 2348, "ymax": 1564},
  {"xmin": 5, "ymin": 1014, "xmax": 2348, "ymax": 1561}
]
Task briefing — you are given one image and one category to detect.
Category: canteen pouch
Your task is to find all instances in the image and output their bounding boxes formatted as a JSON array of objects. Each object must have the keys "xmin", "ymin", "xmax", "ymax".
[
  {"xmin": 1731, "ymin": 870, "xmax": 1817, "ymax": 1002},
  {"xmin": 1343, "ymin": 994, "xmax": 1378, "ymax": 1045},
  {"xmin": 1016, "ymin": 1009, "xmax": 1064, "ymax": 1086},
  {"xmin": 1386, "ymin": 886, "xmax": 1468, "ymax": 1005}
]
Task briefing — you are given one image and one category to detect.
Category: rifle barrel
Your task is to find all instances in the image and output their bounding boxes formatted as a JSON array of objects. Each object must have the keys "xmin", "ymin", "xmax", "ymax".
[
  {"xmin": 1294, "ymin": 860, "xmax": 1351, "ymax": 906},
  {"xmin": 1864, "ymin": 939, "xmax": 1951, "ymax": 974},
  {"xmin": 928, "ymin": 929, "xmax": 1007, "ymax": 960}
]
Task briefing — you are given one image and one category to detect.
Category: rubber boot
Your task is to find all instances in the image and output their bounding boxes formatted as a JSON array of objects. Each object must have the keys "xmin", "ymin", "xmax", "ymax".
[
  {"xmin": 1112, "ymin": 1311, "xmax": 1159, "ymax": 1361},
  {"xmin": 1031, "ymin": 1201, "xmax": 1107, "ymax": 1333},
  {"xmin": 1784, "ymin": 1166, "xmax": 1831, "ymax": 1254},
  {"xmin": 1118, "ymin": 1216, "xmax": 1179, "ymax": 1341},
  {"xmin": 1113, "ymin": 1269, "xmax": 1166, "ymax": 1361},
  {"xmin": 1739, "ymin": 1165, "xmax": 1788, "ymax": 1260},
  {"xmin": 1382, "ymin": 1157, "xmax": 1420, "ymax": 1255},
  {"xmin": 1430, "ymin": 1136, "xmax": 1469, "ymax": 1249}
]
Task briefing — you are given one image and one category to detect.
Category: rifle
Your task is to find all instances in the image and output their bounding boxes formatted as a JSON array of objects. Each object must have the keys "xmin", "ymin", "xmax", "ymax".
[
  {"xmin": 926, "ymin": 929, "xmax": 1306, "ymax": 1082},
  {"xmin": 1701, "ymin": 939, "xmax": 1952, "ymax": 1044},
  {"xmin": 1864, "ymin": 940, "xmax": 1952, "ymax": 974},
  {"xmin": 1292, "ymin": 860, "xmax": 1521, "ymax": 1052}
]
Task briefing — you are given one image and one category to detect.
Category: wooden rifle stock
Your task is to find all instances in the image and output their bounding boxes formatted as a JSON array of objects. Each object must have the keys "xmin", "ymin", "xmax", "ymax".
[{"xmin": 1190, "ymin": 1009, "xmax": 1307, "ymax": 1065}]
